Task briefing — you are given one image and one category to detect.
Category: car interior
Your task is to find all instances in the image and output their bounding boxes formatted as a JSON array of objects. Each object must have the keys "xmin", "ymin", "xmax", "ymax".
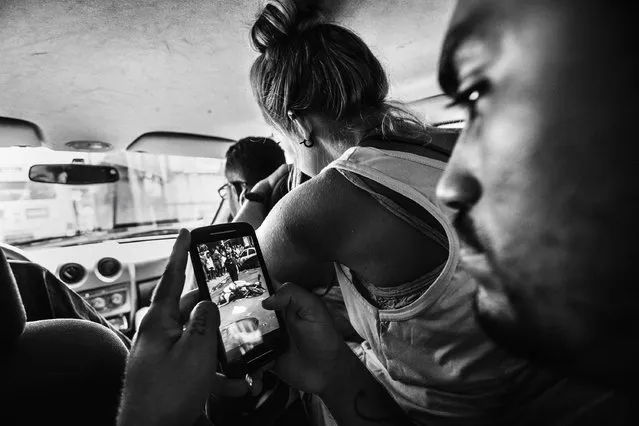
[{"xmin": 0, "ymin": 0, "xmax": 465, "ymax": 424}]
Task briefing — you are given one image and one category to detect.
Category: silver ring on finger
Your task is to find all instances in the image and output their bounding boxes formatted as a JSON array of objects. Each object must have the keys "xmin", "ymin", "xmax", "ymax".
[{"xmin": 244, "ymin": 373, "xmax": 254, "ymax": 396}]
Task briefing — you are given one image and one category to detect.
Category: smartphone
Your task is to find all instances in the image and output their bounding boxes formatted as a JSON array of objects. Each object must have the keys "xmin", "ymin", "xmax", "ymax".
[{"xmin": 189, "ymin": 222, "xmax": 287, "ymax": 377}]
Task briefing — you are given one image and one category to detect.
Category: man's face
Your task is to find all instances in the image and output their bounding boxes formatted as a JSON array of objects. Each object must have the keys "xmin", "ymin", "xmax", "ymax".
[
  {"xmin": 436, "ymin": 0, "xmax": 637, "ymax": 386},
  {"xmin": 224, "ymin": 170, "xmax": 249, "ymax": 218}
]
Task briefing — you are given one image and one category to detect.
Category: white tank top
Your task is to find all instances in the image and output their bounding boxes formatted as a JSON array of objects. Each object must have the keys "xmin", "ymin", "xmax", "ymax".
[{"xmin": 323, "ymin": 146, "xmax": 613, "ymax": 425}]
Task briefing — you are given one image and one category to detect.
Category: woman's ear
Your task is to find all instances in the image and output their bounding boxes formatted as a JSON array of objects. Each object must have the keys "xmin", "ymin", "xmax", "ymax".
[{"xmin": 287, "ymin": 110, "xmax": 312, "ymax": 140}]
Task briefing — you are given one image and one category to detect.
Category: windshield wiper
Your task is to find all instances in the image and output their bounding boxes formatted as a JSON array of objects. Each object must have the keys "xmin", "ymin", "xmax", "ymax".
[
  {"xmin": 116, "ymin": 228, "xmax": 181, "ymax": 239},
  {"xmin": 113, "ymin": 218, "xmax": 180, "ymax": 230},
  {"xmin": 11, "ymin": 235, "xmax": 71, "ymax": 248},
  {"xmin": 11, "ymin": 231, "xmax": 102, "ymax": 249}
]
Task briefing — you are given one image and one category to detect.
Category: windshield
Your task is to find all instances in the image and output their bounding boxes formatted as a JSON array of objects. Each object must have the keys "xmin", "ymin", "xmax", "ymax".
[{"xmin": 0, "ymin": 147, "xmax": 226, "ymax": 248}]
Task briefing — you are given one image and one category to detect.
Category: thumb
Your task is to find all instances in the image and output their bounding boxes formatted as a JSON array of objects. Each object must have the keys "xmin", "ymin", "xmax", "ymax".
[
  {"xmin": 180, "ymin": 301, "xmax": 220, "ymax": 356},
  {"xmin": 262, "ymin": 282, "xmax": 327, "ymax": 322}
]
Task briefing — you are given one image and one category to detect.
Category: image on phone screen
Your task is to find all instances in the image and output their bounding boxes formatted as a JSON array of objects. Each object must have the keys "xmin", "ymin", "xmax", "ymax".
[{"xmin": 195, "ymin": 235, "xmax": 278, "ymax": 362}]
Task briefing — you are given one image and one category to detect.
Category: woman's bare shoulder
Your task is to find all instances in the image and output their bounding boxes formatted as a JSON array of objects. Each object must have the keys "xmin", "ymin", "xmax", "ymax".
[
  {"xmin": 265, "ymin": 168, "xmax": 378, "ymax": 257},
  {"xmin": 283, "ymin": 169, "xmax": 373, "ymax": 217}
]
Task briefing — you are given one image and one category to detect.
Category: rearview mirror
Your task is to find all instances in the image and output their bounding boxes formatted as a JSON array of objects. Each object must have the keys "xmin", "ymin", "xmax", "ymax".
[{"xmin": 29, "ymin": 164, "xmax": 119, "ymax": 185}]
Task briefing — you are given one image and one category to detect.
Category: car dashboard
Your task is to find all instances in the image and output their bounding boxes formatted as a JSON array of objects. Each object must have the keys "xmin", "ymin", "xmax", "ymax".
[{"xmin": 24, "ymin": 236, "xmax": 177, "ymax": 333}]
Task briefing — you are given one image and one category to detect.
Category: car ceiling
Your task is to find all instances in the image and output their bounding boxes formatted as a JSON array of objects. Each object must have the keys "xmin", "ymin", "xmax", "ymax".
[{"xmin": 0, "ymin": 0, "xmax": 455, "ymax": 152}]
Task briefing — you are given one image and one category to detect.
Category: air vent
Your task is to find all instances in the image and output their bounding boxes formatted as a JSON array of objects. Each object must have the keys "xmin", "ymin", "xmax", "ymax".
[
  {"xmin": 97, "ymin": 257, "xmax": 121, "ymax": 277},
  {"xmin": 59, "ymin": 263, "xmax": 85, "ymax": 285}
]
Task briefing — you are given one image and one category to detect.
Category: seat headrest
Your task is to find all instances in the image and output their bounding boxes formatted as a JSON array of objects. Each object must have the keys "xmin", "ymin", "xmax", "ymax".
[{"xmin": 0, "ymin": 249, "xmax": 27, "ymax": 346}]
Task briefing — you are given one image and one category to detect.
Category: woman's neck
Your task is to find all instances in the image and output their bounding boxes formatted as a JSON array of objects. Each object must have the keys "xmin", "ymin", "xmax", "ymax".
[
  {"xmin": 314, "ymin": 114, "xmax": 386, "ymax": 163},
  {"xmin": 319, "ymin": 136, "xmax": 352, "ymax": 163}
]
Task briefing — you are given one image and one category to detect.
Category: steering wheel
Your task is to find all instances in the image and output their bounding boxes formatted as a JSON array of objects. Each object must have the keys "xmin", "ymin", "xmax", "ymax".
[{"xmin": 0, "ymin": 242, "xmax": 33, "ymax": 262}]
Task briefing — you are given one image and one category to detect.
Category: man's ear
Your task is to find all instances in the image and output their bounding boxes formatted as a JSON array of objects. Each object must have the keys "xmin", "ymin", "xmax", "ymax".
[{"xmin": 287, "ymin": 110, "xmax": 313, "ymax": 140}]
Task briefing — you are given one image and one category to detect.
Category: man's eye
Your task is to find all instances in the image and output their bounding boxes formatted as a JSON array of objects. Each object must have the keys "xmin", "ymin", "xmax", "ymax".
[{"xmin": 446, "ymin": 80, "xmax": 489, "ymax": 119}]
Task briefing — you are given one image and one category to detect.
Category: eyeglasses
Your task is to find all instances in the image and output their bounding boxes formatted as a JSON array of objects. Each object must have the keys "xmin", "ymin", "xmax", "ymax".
[{"xmin": 218, "ymin": 181, "xmax": 247, "ymax": 199}]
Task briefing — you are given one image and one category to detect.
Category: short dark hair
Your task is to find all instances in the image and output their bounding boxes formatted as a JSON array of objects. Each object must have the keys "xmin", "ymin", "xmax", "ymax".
[{"xmin": 224, "ymin": 136, "xmax": 286, "ymax": 185}]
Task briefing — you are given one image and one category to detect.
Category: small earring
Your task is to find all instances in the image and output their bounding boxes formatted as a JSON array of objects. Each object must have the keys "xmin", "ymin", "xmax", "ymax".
[{"xmin": 299, "ymin": 139, "xmax": 314, "ymax": 148}]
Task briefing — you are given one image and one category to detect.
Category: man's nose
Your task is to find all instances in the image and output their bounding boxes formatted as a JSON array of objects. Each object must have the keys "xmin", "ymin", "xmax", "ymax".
[{"xmin": 436, "ymin": 161, "xmax": 482, "ymax": 212}]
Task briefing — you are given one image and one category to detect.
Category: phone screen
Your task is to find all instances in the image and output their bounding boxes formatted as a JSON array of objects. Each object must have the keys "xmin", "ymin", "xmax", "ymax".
[{"xmin": 195, "ymin": 235, "xmax": 279, "ymax": 363}]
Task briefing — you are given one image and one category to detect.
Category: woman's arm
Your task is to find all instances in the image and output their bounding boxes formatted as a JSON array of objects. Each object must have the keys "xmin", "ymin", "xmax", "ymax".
[
  {"xmin": 254, "ymin": 173, "xmax": 341, "ymax": 289},
  {"xmin": 233, "ymin": 199, "xmax": 268, "ymax": 229}
]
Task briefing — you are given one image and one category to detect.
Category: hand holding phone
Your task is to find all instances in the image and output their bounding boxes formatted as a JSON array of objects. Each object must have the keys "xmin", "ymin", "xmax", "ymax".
[
  {"xmin": 190, "ymin": 223, "xmax": 287, "ymax": 377},
  {"xmin": 262, "ymin": 282, "xmax": 349, "ymax": 395},
  {"xmin": 119, "ymin": 230, "xmax": 220, "ymax": 426}
]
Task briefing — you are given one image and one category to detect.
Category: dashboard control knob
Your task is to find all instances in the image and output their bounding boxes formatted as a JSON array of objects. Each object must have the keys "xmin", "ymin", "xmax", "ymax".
[
  {"xmin": 111, "ymin": 292, "xmax": 124, "ymax": 306},
  {"xmin": 92, "ymin": 297, "xmax": 106, "ymax": 310}
]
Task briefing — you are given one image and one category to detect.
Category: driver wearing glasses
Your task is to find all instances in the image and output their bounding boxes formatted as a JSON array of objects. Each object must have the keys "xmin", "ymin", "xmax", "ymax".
[{"xmin": 218, "ymin": 136, "xmax": 286, "ymax": 220}]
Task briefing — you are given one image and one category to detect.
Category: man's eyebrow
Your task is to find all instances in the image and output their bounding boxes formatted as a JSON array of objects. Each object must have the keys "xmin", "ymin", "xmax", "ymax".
[{"xmin": 438, "ymin": 10, "xmax": 487, "ymax": 96}]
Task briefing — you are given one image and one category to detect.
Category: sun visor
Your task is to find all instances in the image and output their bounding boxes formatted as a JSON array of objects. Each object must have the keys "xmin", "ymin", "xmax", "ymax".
[
  {"xmin": 0, "ymin": 117, "xmax": 43, "ymax": 148},
  {"xmin": 127, "ymin": 132, "xmax": 235, "ymax": 159}
]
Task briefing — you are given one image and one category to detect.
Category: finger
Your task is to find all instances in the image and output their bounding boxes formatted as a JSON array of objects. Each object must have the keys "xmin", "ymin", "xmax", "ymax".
[
  {"xmin": 262, "ymin": 282, "xmax": 325, "ymax": 320},
  {"xmin": 261, "ymin": 282, "xmax": 296, "ymax": 310},
  {"xmin": 277, "ymin": 163, "xmax": 290, "ymax": 176},
  {"xmin": 268, "ymin": 163, "xmax": 290, "ymax": 185},
  {"xmin": 249, "ymin": 376, "xmax": 264, "ymax": 396},
  {"xmin": 180, "ymin": 301, "xmax": 219, "ymax": 358},
  {"xmin": 179, "ymin": 288, "xmax": 201, "ymax": 324},
  {"xmin": 152, "ymin": 229, "xmax": 191, "ymax": 305}
]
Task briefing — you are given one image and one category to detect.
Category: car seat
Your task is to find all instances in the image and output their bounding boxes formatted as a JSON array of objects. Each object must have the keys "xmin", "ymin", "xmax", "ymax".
[{"xmin": 0, "ymin": 249, "xmax": 128, "ymax": 426}]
